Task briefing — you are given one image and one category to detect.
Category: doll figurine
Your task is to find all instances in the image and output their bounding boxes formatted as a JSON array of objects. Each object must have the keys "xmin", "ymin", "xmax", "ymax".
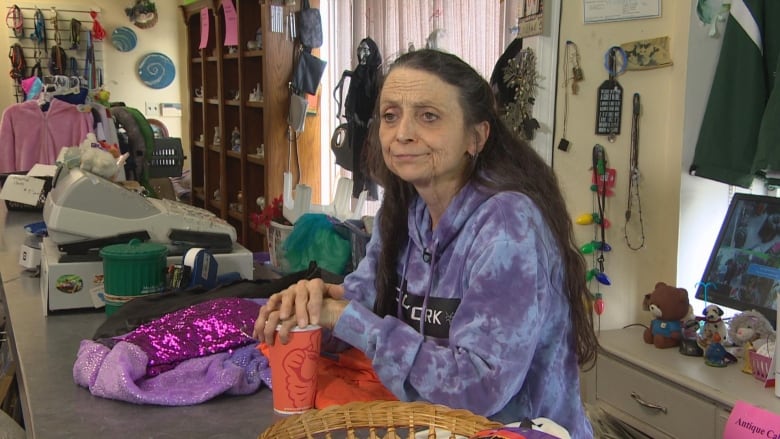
[
  {"xmin": 213, "ymin": 127, "xmax": 221, "ymax": 146},
  {"xmin": 231, "ymin": 127, "xmax": 240, "ymax": 152}
]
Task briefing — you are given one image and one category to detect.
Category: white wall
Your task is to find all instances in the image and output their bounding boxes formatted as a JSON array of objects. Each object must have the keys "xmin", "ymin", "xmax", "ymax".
[
  {"xmin": 0, "ymin": 0, "xmax": 187, "ymax": 146},
  {"xmin": 554, "ymin": 0, "xmax": 691, "ymax": 329}
]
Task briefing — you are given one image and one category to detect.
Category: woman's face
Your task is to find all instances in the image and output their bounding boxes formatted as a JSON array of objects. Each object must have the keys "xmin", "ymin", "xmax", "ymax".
[{"xmin": 378, "ymin": 67, "xmax": 486, "ymax": 191}]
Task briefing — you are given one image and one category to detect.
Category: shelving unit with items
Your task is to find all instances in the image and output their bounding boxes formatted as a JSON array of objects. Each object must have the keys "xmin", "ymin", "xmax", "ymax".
[{"xmin": 181, "ymin": 0, "xmax": 320, "ymax": 252}]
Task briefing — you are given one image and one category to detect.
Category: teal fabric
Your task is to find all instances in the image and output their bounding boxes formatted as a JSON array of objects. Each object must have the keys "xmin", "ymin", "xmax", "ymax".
[{"xmin": 283, "ymin": 214, "xmax": 350, "ymax": 275}]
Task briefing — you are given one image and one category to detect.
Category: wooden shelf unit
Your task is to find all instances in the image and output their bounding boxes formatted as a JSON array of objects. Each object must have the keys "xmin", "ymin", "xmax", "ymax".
[{"xmin": 181, "ymin": 0, "xmax": 321, "ymax": 252}]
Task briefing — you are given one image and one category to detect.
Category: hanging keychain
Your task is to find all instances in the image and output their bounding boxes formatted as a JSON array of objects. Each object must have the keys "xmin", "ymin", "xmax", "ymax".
[
  {"xmin": 595, "ymin": 46, "xmax": 626, "ymax": 142},
  {"xmin": 558, "ymin": 40, "xmax": 584, "ymax": 152}
]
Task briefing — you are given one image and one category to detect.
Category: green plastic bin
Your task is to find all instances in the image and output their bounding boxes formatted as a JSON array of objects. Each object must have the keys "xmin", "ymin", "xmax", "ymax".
[{"xmin": 100, "ymin": 239, "xmax": 168, "ymax": 315}]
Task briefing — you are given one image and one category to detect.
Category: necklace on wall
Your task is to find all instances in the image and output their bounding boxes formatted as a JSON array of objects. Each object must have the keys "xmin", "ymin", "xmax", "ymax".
[
  {"xmin": 624, "ymin": 93, "xmax": 646, "ymax": 250},
  {"xmin": 558, "ymin": 40, "xmax": 583, "ymax": 152}
]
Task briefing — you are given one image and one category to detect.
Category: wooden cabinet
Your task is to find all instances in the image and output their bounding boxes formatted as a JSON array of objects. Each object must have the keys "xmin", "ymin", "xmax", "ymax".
[{"xmin": 181, "ymin": 0, "xmax": 321, "ymax": 252}]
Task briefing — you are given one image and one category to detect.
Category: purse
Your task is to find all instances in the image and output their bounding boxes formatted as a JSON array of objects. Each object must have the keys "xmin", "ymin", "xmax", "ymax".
[
  {"xmin": 288, "ymin": 92, "xmax": 309, "ymax": 133},
  {"xmin": 330, "ymin": 123, "xmax": 352, "ymax": 170},
  {"xmin": 291, "ymin": 49, "xmax": 327, "ymax": 96},
  {"xmin": 297, "ymin": 0, "xmax": 322, "ymax": 49}
]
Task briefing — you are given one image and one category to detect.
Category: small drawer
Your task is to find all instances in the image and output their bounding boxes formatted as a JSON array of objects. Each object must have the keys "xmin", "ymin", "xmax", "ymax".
[{"xmin": 596, "ymin": 355, "xmax": 717, "ymax": 439}]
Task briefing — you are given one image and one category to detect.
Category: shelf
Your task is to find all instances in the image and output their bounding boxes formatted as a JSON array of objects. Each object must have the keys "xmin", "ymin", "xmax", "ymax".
[
  {"xmin": 182, "ymin": 0, "xmax": 320, "ymax": 252},
  {"xmin": 247, "ymin": 154, "xmax": 265, "ymax": 165}
]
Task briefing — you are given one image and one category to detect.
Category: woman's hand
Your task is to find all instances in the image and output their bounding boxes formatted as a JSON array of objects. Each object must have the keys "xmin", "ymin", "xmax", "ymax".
[{"xmin": 253, "ymin": 279, "xmax": 346, "ymax": 344}]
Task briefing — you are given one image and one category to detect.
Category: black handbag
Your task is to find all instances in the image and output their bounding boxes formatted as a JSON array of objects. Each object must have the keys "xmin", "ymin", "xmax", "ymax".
[
  {"xmin": 291, "ymin": 49, "xmax": 326, "ymax": 96},
  {"xmin": 297, "ymin": 0, "xmax": 322, "ymax": 49}
]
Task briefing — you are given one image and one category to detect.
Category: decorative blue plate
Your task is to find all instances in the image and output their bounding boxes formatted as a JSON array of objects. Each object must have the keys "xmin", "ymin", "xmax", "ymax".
[
  {"xmin": 137, "ymin": 52, "xmax": 176, "ymax": 89},
  {"xmin": 111, "ymin": 26, "xmax": 137, "ymax": 52}
]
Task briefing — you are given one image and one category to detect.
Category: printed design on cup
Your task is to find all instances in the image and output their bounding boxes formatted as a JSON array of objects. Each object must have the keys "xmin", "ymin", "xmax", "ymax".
[{"xmin": 281, "ymin": 336, "xmax": 319, "ymax": 407}]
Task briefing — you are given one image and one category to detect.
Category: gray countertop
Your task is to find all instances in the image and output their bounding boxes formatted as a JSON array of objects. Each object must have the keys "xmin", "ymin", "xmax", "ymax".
[{"xmin": 0, "ymin": 205, "xmax": 276, "ymax": 439}]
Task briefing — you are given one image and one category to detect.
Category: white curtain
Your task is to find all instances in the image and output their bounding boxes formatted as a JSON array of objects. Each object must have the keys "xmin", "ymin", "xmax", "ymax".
[{"xmin": 318, "ymin": 0, "xmax": 514, "ymax": 207}]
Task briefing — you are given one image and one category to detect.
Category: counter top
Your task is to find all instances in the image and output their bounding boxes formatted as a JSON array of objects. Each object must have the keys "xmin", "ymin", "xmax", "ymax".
[{"xmin": 0, "ymin": 205, "xmax": 276, "ymax": 438}]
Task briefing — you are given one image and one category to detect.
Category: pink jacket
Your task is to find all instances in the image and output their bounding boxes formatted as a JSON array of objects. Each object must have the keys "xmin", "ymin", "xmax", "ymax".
[{"xmin": 0, "ymin": 99, "xmax": 94, "ymax": 173}]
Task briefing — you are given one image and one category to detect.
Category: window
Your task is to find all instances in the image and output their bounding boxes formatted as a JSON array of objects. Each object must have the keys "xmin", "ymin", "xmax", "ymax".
[{"xmin": 316, "ymin": 0, "xmax": 557, "ymax": 212}]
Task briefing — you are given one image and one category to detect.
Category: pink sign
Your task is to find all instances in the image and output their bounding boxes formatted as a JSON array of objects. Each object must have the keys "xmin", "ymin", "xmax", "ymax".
[
  {"xmin": 723, "ymin": 400, "xmax": 780, "ymax": 439},
  {"xmin": 199, "ymin": 8, "xmax": 209, "ymax": 49},
  {"xmin": 222, "ymin": 0, "xmax": 238, "ymax": 46}
]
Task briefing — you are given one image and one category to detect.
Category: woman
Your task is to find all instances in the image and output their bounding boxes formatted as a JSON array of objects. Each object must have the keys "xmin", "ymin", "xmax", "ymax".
[{"xmin": 254, "ymin": 49, "xmax": 598, "ymax": 438}]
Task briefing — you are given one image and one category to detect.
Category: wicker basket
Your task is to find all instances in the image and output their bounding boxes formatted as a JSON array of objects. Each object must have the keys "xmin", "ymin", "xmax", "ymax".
[
  {"xmin": 749, "ymin": 350, "xmax": 772, "ymax": 382},
  {"xmin": 258, "ymin": 400, "xmax": 502, "ymax": 439}
]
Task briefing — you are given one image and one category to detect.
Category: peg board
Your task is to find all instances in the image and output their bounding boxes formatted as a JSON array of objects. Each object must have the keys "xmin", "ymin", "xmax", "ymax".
[{"xmin": 6, "ymin": 3, "xmax": 105, "ymax": 102}]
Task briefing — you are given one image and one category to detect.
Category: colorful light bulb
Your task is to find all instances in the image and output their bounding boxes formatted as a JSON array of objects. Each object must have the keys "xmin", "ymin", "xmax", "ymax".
[
  {"xmin": 576, "ymin": 213, "xmax": 595, "ymax": 225},
  {"xmin": 594, "ymin": 293, "xmax": 605, "ymax": 315},
  {"xmin": 595, "ymin": 271, "xmax": 611, "ymax": 285},
  {"xmin": 580, "ymin": 242, "xmax": 596, "ymax": 254}
]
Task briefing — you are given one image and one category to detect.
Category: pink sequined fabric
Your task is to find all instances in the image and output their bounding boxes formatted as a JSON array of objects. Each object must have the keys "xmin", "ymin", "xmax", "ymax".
[{"xmin": 117, "ymin": 297, "xmax": 260, "ymax": 375}]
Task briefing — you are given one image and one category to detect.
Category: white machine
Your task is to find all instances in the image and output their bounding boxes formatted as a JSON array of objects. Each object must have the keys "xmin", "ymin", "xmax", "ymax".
[{"xmin": 43, "ymin": 166, "xmax": 237, "ymax": 246}]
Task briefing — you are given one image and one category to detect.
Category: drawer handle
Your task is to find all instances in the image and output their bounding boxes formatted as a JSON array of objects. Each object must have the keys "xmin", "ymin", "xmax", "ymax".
[{"xmin": 630, "ymin": 392, "xmax": 667, "ymax": 414}]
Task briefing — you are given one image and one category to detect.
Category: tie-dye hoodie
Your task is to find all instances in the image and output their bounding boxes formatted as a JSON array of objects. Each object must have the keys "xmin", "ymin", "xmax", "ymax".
[{"xmin": 333, "ymin": 181, "xmax": 593, "ymax": 439}]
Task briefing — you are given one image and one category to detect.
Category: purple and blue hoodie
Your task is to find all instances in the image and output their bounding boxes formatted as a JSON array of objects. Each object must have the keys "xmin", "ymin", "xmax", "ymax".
[{"xmin": 332, "ymin": 181, "xmax": 593, "ymax": 439}]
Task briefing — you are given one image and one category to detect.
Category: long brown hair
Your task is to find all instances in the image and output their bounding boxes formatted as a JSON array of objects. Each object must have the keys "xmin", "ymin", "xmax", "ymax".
[{"xmin": 365, "ymin": 49, "xmax": 598, "ymax": 368}]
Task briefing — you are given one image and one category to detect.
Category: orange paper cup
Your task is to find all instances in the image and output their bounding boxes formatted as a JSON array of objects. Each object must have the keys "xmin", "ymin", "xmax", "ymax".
[{"xmin": 269, "ymin": 324, "xmax": 322, "ymax": 415}]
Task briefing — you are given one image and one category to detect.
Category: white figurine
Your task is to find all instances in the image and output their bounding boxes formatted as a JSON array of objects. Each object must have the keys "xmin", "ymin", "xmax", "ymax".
[
  {"xmin": 213, "ymin": 127, "xmax": 221, "ymax": 146},
  {"xmin": 249, "ymin": 83, "xmax": 263, "ymax": 102}
]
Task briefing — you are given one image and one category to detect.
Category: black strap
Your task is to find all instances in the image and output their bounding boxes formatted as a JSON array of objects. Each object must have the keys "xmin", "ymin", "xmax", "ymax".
[
  {"xmin": 333, "ymin": 70, "xmax": 351, "ymax": 120},
  {"xmin": 9, "ymin": 43, "xmax": 23, "ymax": 80},
  {"xmin": 301, "ymin": 0, "xmax": 311, "ymax": 10}
]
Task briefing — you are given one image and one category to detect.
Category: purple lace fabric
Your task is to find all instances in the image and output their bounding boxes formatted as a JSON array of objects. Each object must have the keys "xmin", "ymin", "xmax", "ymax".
[
  {"xmin": 115, "ymin": 297, "xmax": 260, "ymax": 376},
  {"xmin": 72, "ymin": 297, "xmax": 274, "ymax": 405},
  {"xmin": 73, "ymin": 340, "xmax": 272, "ymax": 405}
]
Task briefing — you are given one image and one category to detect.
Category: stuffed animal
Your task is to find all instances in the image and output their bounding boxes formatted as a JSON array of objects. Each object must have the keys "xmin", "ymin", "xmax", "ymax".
[
  {"xmin": 696, "ymin": 304, "xmax": 728, "ymax": 349},
  {"xmin": 642, "ymin": 282, "xmax": 691, "ymax": 349},
  {"xmin": 727, "ymin": 310, "xmax": 776, "ymax": 374}
]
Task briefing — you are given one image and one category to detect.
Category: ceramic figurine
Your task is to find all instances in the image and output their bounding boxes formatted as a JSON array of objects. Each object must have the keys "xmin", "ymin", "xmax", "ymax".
[
  {"xmin": 213, "ymin": 127, "xmax": 221, "ymax": 146},
  {"xmin": 249, "ymin": 83, "xmax": 263, "ymax": 102},
  {"xmin": 231, "ymin": 127, "xmax": 240, "ymax": 152}
]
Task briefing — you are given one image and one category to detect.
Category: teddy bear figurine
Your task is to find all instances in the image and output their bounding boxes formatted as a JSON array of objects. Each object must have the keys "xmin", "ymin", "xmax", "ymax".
[{"xmin": 643, "ymin": 282, "xmax": 691, "ymax": 349}]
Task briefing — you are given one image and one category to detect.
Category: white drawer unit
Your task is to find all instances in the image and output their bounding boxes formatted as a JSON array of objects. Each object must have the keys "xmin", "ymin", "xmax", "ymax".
[
  {"xmin": 596, "ymin": 354, "xmax": 716, "ymax": 438},
  {"xmin": 587, "ymin": 327, "xmax": 780, "ymax": 439}
]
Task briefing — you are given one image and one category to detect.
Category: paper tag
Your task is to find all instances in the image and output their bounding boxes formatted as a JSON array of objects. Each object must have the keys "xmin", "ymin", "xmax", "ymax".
[
  {"xmin": 199, "ymin": 8, "xmax": 209, "ymax": 49},
  {"xmin": 27, "ymin": 164, "xmax": 57, "ymax": 178},
  {"xmin": 723, "ymin": 400, "xmax": 780, "ymax": 438},
  {"xmin": 0, "ymin": 175, "xmax": 45, "ymax": 206}
]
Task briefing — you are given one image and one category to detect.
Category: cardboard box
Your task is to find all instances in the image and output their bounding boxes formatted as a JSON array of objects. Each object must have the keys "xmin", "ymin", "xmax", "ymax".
[
  {"xmin": 0, "ymin": 165, "xmax": 57, "ymax": 211},
  {"xmin": 40, "ymin": 237, "xmax": 254, "ymax": 315}
]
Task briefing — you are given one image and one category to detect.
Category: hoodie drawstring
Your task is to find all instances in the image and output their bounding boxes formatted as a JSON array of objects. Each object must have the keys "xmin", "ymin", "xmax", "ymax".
[{"xmin": 397, "ymin": 236, "xmax": 438, "ymax": 338}]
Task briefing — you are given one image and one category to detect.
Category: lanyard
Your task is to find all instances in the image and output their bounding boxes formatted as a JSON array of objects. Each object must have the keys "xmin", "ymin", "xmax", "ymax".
[{"xmin": 5, "ymin": 5, "xmax": 23, "ymax": 38}]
